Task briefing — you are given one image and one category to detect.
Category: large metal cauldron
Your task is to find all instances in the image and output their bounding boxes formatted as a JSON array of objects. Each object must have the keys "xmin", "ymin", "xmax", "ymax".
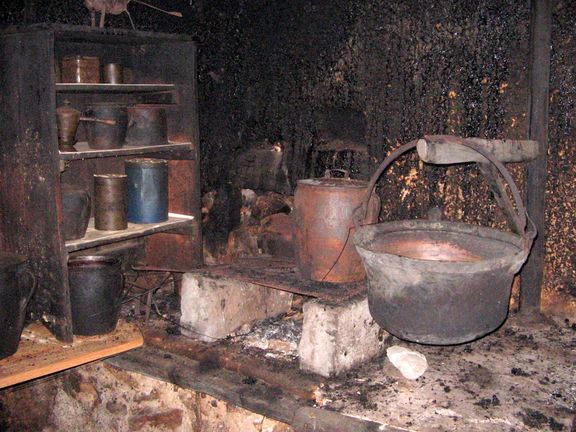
[
  {"xmin": 294, "ymin": 169, "xmax": 380, "ymax": 283},
  {"xmin": 353, "ymin": 140, "xmax": 536, "ymax": 345}
]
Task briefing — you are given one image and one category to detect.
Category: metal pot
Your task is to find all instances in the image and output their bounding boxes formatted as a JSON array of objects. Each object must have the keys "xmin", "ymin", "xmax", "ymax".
[
  {"xmin": 61, "ymin": 56, "xmax": 100, "ymax": 83},
  {"xmin": 0, "ymin": 253, "xmax": 36, "ymax": 359},
  {"xmin": 61, "ymin": 183, "xmax": 91, "ymax": 241},
  {"xmin": 293, "ymin": 169, "xmax": 380, "ymax": 283},
  {"xmin": 94, "ymin": 174, "xmax": 128, "ymax": 231},
  {"xmin": 125, "ymin": 105, "xmax": 168, "ymax": 147},
  {"xmin": 125, "ymin": 158, "xmax": 169, "ymax": 224},
  {"xmin": 68, "ymin": 255, "xmax": 124, "ymax": 336},
  {"xmin": 56, "ymin": 101, "xmax": 117, "ymax": 152},
  {"xmin": 353, "ymin": 140, "xmax": 536, "ymax": 345},
  {"xmin": 85, "ymin": 103, "xmax": 128, "ymax": 150}
]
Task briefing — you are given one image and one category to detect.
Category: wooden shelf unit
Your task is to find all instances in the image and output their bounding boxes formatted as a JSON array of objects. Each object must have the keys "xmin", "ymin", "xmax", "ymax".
[{"xmin": 0, "ymin": 25, "xmax": 203, "ymax": 343}]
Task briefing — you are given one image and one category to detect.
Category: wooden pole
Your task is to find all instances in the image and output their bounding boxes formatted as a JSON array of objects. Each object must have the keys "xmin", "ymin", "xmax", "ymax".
[{"xmin": 521, "ymin": 0, "xmax": 552, "ymax": 310}]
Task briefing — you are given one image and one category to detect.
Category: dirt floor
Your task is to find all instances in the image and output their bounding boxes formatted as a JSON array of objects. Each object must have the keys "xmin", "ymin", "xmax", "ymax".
[
  {"xmin": 325, "ymin": 313, "xmax": 575, "ymax": 431},
  {"xmin": 130, "ymin": 280, "xmax": 575, "ymax": 432}
]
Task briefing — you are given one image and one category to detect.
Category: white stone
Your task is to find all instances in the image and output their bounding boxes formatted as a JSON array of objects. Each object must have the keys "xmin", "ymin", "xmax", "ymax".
[
  {"xmin": 298, "ymin": 296, "xmax": 389, "ymax": 377},
  {"xmin": 386, "ymin": 346, "xmax": 428, "ymax": 380},
  {"xmin": 180, "ymin": 273, "xmax": 293, "ymax": 342}
]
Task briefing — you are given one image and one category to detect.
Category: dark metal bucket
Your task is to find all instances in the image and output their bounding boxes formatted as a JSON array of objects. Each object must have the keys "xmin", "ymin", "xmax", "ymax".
[
  {"xmin": 353, "ymin": 139, "xmax": 536, "ymax": 345},
  {"xmin": 68, "ymin": 255, "xmax": 124, "ymax": 336}
]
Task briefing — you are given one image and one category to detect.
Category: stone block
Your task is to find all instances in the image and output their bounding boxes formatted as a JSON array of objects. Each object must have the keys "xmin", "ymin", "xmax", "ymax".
[
  {"xmin": 298, "ymin": 296, "xmax": 390, "ymax": 377},
  {"xmin": 180, "ymin": 273, "xmax": 293, "ymax": 341}
]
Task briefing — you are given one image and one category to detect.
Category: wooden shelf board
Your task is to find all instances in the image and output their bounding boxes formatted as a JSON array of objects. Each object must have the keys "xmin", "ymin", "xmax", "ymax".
[
  {"xmin": 59, "ymin": 140, "xmax": 193, "ymax": 160},
  {"xmin": 55, "ymin": 83, "xmax": 176, "ymax": 93},
  {"xmin": 66, "ymin": 213, "xmax": 195, "ymax": 252},
  {"xmin": 0, "ymin": 320, "xmax": 143, "ymax": 389}
]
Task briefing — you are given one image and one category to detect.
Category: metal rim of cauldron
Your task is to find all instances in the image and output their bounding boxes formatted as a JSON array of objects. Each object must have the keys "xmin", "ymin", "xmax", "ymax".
[{"xmin": 353, "ymin": 219, "xmax": 528, "ymax": 274}]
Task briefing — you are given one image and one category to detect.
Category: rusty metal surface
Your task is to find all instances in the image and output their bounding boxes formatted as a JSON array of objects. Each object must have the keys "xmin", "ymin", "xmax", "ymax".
[
  {"xmin": 191, "ymin": 257, "xmax": 366, "ymax": 303},
  {"xmin": 125, "ymin": 105, "xmax": 168, "ymax": 147},
  {"xmin": 354, "ymin": 139, "xmax": 533, "ymax": 344},
  {"xmin": 294, "ymin": 175, "xmax": 379, "ymax": 283},
  {"xmin": 94, "ymin": 174, "xmax": 127, "ymax": 231},
  {"xmin": 354, "ymin": 220, "xmax": 529, "ymax": 345}
]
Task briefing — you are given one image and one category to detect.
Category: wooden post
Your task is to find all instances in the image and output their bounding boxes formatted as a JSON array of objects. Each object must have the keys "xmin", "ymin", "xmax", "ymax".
[{"xmin": 521, "ymin": 0, "xmax": 552, "ymax": 310}]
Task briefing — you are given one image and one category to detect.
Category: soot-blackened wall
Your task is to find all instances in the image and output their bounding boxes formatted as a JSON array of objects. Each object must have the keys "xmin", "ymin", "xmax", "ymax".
[{"xmin": 0, "ymin": 0, "xmax": 573, "ymax": 314}]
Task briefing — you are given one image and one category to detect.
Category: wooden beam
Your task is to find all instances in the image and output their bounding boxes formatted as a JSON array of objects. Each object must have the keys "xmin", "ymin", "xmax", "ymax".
[
  {"xmin": 417, "ymin": 136, "xmax": 539, "ymax": 164},
  {"xmin": 521, "ymin": 0, "xmax": 552, "ymax": 309},
  {"xmin": 143, "ymin": 329, "xmax": 323, "ymax": 401},
  {"xmin": 106, "ymin": 347, "xmax": 391, "ymax": 431}
]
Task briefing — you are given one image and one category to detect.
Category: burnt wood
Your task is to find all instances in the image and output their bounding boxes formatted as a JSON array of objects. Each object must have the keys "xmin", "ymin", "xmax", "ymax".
[
  {"xmin": 0, "ymin": 30, "xmax": 74, "ymax": 342},
  {"xmin": 143, "ymin": 328, "xmax": 324, "ymax": 401},
  {"xmin": 106, "ymin": 346, "xmax": 389, "ymax": 432},
  {"xmin": 522, "ymin": 0, "xmax": 552, "ymax": 309},
  {"xmin": 417, "ymin": 136, "xmax": 539, "ymax": 164}
]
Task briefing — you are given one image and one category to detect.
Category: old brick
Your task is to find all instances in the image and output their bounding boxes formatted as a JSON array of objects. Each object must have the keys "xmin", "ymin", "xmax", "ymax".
[
  {"xmin": 299, "ymin": 296, "xmax": 390, "ymax": 377},
  {"xmin": 181, "ymin": 273, "xmax": 293, "ymax": 341}
]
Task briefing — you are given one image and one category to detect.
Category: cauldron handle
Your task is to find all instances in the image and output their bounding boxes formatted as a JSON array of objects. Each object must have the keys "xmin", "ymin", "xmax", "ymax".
[{"xmin": 354, "ymin": 137, "xmax": 536, "ymax": 248}]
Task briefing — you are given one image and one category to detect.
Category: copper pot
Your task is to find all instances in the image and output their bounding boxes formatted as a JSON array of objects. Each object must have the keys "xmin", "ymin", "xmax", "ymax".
[
  {"xmin": 61, "ymin": 56, "xmax": 100, "ymax": 83},
  {"xmin": 293, "ymin": 169, "xmax": 380, "ymax": 283}
]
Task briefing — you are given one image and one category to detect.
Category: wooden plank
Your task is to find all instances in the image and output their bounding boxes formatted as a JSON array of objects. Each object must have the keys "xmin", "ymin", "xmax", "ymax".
[
  {"xmin": 521, "ymin": 0, "xmax": 552, "ymax": 309},
  {"xmin": 106, "ymin": 347, "xmax": 389, "ymax": 431},
  {"xmin": 0, "ymin": 30, "xmax": 74, "ymax": 342},
  {"xmin": 417, "ymin": 135, "xmax": 539, "ymax": 164},
  {"xmin": 55, "ymin": 83, "xmax": 176, "ymax": 93},
  {"xmin": 107, "ymin": 346, "xmax": 301, "ymax": 425},
  {"xmin": 190, "ymin": 257, "xmax": 367, "ymax": 303},
  {"xmin": 65, "ymin": 213, "xmax": 194, "ymax": 252},
  {"xmin": 59, "ymin": 140, "xmax": 194, "ymax": 161},
  {"xmin": 0, "ymin": 320, "xmax": 143, "ymax": 389}
]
